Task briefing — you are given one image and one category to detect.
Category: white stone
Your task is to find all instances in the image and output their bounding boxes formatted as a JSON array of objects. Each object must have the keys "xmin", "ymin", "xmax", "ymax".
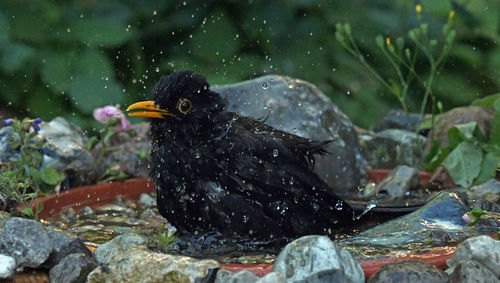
[{"xmin": 0, "ymin": 254, "xmax": 15, "ymax": 279}]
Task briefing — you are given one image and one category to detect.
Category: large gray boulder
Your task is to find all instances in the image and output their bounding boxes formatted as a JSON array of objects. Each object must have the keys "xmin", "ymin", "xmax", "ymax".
[{"xmin": 213, "ymin": 75, "xmax": 365, "ymax": 194}]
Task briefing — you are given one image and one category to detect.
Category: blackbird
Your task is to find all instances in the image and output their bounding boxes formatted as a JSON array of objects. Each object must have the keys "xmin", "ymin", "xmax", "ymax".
[{"xmin": 127, "ymin": 71, "xmax": 355, "ymax": 239}]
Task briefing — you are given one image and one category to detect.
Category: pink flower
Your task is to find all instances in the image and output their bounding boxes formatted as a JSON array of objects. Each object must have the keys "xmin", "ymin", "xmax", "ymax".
[
  {"xmin": 93, "ymin": 106, "xmax": 132, "ymax": 131},
  {"xmin": 461, "ymin": 213, "xmax": 472, "ymax": 223}
]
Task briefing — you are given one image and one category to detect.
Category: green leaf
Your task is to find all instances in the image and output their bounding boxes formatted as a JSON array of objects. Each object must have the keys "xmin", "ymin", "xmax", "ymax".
[
  {"xmin": 471, "ymin": 93, "xmax": 500, "ymax": 108},
  {"xmin": 494, "ymin": 99, "xmax": 500, "ymax": 113},
  {"xmin": 68, "ymin": 73, "xmax": 123, "ymax": 113},
  {"xmin": 20, "ymin": 207, "xmax": 34, "ymax": 217},
  {"xmin": 0, "ymin": 43, "xmax": 34, "ymax": 72},
  {"xmin": 489, "ymin": 112, "xmax": 500, "ymax": 147},
  {"xmin": 69, "ymin": 18, "xmax": 136, "ymax": 47},
  {"xmin": 474, "ymin": 151, "xmax": 500, "ymax": 185},
  {"xmin": 190, "ymin": 10, "xmax": 241, "ymax": 63},
  {"xmin": 442, "ymin": 141, "xmax": 483, "ymax": 188},
  {"xmin": 40, "ymin": 50, "xmax": 75, "ymax": 92},
  {"xmin": 40, "ymin": 167, "xmax": 64, "ymax": 185},
  {"xmin": 0, "ymin": 11, "xmax": 9, "ymax": 44},
  {"xmin": 447, "ymin": 122, "xmax": 485, "ymax": 148}
]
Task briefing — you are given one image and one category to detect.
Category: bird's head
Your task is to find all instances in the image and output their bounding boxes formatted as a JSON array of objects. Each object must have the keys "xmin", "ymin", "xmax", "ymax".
[{"xmin": 126, "ymin": 71, "xmax": 223, "ymax": 123}]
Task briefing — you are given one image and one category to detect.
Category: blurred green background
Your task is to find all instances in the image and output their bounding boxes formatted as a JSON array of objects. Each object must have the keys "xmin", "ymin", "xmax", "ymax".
[{"xmin": 0, "ymin": 0, "xmax": 498, "ymax": 129}]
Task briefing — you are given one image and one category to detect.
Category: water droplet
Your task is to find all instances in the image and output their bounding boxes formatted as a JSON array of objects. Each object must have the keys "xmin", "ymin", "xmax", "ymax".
[
  {"xmin": 194, "ymin": 152, "xmax": 201, "ymax": 159},
  {"xmin": 335, "ymin": 200, "xmax": 343, "ymax": 210},
  {"xmin": 289, "ymin": 177, "xmax": 294, "ymax": 185},
  {"xmin": 272, "ymin": 149, "xmax": 279, "ymax": 157},
  {"xmin": 261, "ymin": 82, "xmax": 268, "ymax": 89},
  {"xmin": 242, "ymin": 215, "xmax": 249, "ymax": 223}
]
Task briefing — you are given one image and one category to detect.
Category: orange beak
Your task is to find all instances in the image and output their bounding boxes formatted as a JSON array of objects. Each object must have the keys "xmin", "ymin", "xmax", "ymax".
[{"xmin": 126, "ymin": 101, "xmax": 175, "ymax": 119}]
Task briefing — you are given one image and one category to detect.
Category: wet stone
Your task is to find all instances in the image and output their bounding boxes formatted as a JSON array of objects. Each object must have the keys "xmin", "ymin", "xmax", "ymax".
[
  {"xmin": 138, "ymin": 193, "xmax": 156, "ymax": 208},
  {"xmin": 42, "ymin": 227, "xmax": 92, "ymax": 269},
  {"xmin": 273, "ymin": 235, "xmax": 364, "ymax": 283},
  {"xmin": 0, "ymin": 254, "xmax": 15, "ymax": 279},
  {"xmin": 373, "ymin": 110, "xmax": 422, "ymax": 132},
  {"xmin": 87, "ymin": 245, "xmax": 219, "ymax": 283},
  {"xmin": 375, "ymin": 165, "xmax": 420, "ymax": 199},
  {"xmin": 93, "ymin": 235, "xmax": 146, "ymax": 264},
  {"xmin": 359, "ymin": 129, "xmax": 426, "ymax": 169},
  {"xmin": 446, "ymin": 260, "xmax": 500, "ymax": 283},
  {"xmin": 464, "ymin": 179, "xmax": 500, "ymax": 204},
  {"xmin": 49, "ymin": 253, "xmax": 97, "ymax": 283},
  {"xmin": 219, "ymin": 269, "xmax": 259, "ymax": 283},
  {"xmin": 38, "ymin": 117, "xmax": 97, "ymax": 188},
  {"xmin": 256, "ymin": 271, "xmax": 286, "ymax": 283},
  {"xmin": 446, "ymin": 235, "xmax": 500, "ymax": 278},
  {"xmin": 213, "ymin": 75, "xmax": 365, "ymax": 194},
  {"xmin": 0, "ymin": 217, "xmax": 53, "ymax": 268},
  {"xmin": 367, "ymin": 260, "xmax": 448, "ymax": 283}
]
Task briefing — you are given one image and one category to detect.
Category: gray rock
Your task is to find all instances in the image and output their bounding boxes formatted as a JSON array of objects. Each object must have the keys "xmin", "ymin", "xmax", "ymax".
[
  {"xmin": 214, "ymin": 268, "xmax": 234, "ymax": 283},
  {"xmin": 368, "ymin": 260, "xmax": 447, "ymax": 283},
  {"xmin": 256, "ymin": 272, "xmax": 286, "ymax": 283},
  {"xmin": 38, "ymin": 117, "xmax": 97, "ymax": 187},
  {"xmin": 87, "ymin": 246, "xmax": 219, "ymax": 283},
  {"xmin": 373, "ymin": 110, "xmax": 422, "ymax": 132},
  {"xmin": 360, "ymin": 129, "xmax": 426, "ymax": 169},
  {"xmin": 465, "ymin": 179, "xmax": 500, "ymax": 204},
  {"xmin": 0, "ymin": 254, "xmax": 15, "ymax": 279},
  {"xmin": 138, "ymin": 193, "xmax": 156, "ymax": 208},
  {"xmin": 446, "ymin": 235, "xmax": 500, "ymax": 277},
  {"xmin": 273, "ymin": 235, "xmax": 363, "ymax": 283},
  {"xmin": 42, "ymin": 227, "xmax": 92, "ymax": 269},
  {"xmin": 49, "ymin": 253, "xmax": 97, "ymax": 283},
  {"xmin": 223, "ymin": 269, "xmax": 259, "ymax": 283},
  {"xmin": 93, "ymin": 235, "xmax": 146, "ymax": 264},
  {"xmin": 212, "ymin": 75, "xmax": 365, "ymax": 194},
  {"xmin": 0, "ymin": 117, "xmax": 97, "ymax": 188},
  {"xmin": 0, "ymin": 217, "xmax": 53, "ymax": 268},
  {"xmin": 92, "ymin": 122, "xmax": 151, "ymax": 179},
  {"xmin": 375, "ymin": 165, "xmax": 420, "ymax": 199},
  {"xmin": 447, "ymin": 260, "xmax": 499, "ymax": 283}
]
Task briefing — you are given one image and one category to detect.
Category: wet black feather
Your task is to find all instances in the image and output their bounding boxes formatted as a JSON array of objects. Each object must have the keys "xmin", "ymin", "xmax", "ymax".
[{"xmin": 149, "ymin": 71, "xmax": 354, "ymax": 238}]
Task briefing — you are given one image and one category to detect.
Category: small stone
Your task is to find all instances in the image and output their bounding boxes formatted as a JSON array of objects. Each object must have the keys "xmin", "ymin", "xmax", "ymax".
[
  {"xmin": 87, "ymin": 247, "xmax": 219, "ymax": 283},
  {"xmin": 360, "ymin": 129, "xmax": 426, "ymax": 169},
  {"xmin": 446, "ymin": 235, "xmax": 500, "ymax": 277},
  {"xmin": 0, "ymin": 254, "xmax": 15, "ymax": 279},
  {"xmin": 368, "ymin": 260, "xmax": 447, "ymax": 283},
  {"xmin": 42, "ymin": 227, "xmax": 93, "ymax": 269},
  {"xmin": 375, "ymin": 165, "xmax": 420, "ymax": 199},
  {"xmin": 93, "ymin": 235, "xmax": 146, "ymax": 264},
  {"xmin": 49, "ymin": 253, "xmax": 97, "ymax": 283},
  {"xmin": 273, "ymin": 235, "xmax": 363, "ymax": 283},
  {"xmin": 373, "ymin": 109, "xmax": 422, "ymax": 132},
  {"xmin": 256, "ymin": 271, "xmax": 286, "ymax": 283},
  {"xmin": 447, "ymin": 260, "xmax": 499, "ymax": 283},
  {"xmin": 0, "ymin": 217, "xmax": 53, "ymax": 268},
  {"xmin": 138, "ymin": 193, "xmax": 156, "ymax": 208},
  {"xmin": 222, "ymin": 269, "xmax": 259, "ymax": 283}
]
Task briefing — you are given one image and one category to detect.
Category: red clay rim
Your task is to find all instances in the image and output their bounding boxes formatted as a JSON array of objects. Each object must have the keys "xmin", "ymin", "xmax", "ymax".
[{"xmin": 24, "ymin": 171, "xmax": 448, "ymax": 280}]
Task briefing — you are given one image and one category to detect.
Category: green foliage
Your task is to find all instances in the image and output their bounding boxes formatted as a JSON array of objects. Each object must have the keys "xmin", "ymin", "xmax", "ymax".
[
  {"xmin": 0, "ymin": 118, "xmax": 64, "ymax": 219},
  {"xmin": 335, "ymin": 6, "xmax": 455, "ymax": 132},
  {"xmin": 0, "ymin": 1, "xmax": 499, "ymax": 128},
  {"xmin": 425, "ymin": 93, "xmax": 500, "ymax": 187},
  {"xmin": 156, "ymin": 229, "xmax": 177, "ymax": 250},
  {"xmin": 465, "ymin": 206, "xmax": 488, "ymax": 227}
]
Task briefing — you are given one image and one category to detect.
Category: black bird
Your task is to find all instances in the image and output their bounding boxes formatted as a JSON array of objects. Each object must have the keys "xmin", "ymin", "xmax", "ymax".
[{"xmin": 127, "ymin": 71, "xmax": 354, "ymax": 239}]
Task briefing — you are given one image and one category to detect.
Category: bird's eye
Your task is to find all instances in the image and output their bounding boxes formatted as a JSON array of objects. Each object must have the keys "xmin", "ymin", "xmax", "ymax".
[{"xmin": 177, "ymin": 98, "xmax": 192, "ymax": 114}]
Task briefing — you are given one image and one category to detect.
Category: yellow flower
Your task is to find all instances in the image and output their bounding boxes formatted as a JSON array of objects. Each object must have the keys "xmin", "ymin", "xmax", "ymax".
[
  {"xmin": 386, "ymin": 37, "xmax": 391, "ymax": 45},
  {"xmin": 449, "ymin": 10, "xmax": 455, "ymax": 19},
  {"xmin": 415, "ymin": 4, "xmax": 422, "ymax": 14}
]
